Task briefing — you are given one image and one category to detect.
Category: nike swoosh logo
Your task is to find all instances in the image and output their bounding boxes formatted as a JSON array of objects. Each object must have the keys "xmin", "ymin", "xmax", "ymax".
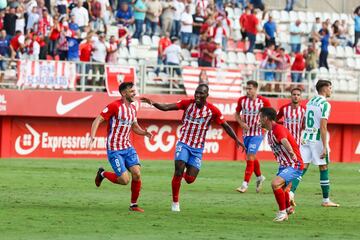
[{"xmin": 56, "ymin": 95, "xmax": 93, "ymax": 115}]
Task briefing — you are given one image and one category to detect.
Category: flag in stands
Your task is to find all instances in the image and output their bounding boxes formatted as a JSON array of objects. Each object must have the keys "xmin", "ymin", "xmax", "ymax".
[
  {"xmin": 105, "ymin": 66, "xmax": 136, "ymax": 97},
  {"xmin": 182, "ymin": 67, "xmax": 243, "ymax": 99},
  {"xmin": 17, "ymin": 60, "xmax": 77, "ymax": 89}
]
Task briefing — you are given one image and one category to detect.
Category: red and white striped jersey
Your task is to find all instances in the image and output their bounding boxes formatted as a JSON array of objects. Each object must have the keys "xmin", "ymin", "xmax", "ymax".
[
  {"xmin": 236, "ymin": 95, "xmax": 271, "ymax": 136},
  {"xmin": 276, "ymin": 103, "xmax": 306, "ymax": 146},
  {"xmin": 100, "ymin": 99, "xmax": 137, "ymax": 151},
  {"xmin": 267, "ymin": 123, "xmax": 304, "ymax": 170},
  {"xmin": 177, "ymin": 99, "xmax": 225, "ymax": 148}
]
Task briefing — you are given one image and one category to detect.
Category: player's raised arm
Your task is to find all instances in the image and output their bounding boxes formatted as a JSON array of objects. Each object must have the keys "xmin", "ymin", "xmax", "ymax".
[
  {"xmin": 140, "ymin": 97, "xmax": 179, "ymax": 111},
  {"xmin": 221, "ymin": 122, "xmax": 246, "ymax": 152},
  {"xmin": 89, "ymin": 115, "xmax": 105, "ymax": 149},
  {"xmin": 132, "ymin": 122, "xmax": 152, "ymax": 139}
]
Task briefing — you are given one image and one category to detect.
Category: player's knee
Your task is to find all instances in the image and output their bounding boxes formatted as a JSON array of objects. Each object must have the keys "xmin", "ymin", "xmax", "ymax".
[
  {"xmin": 117, "ymin": 175, "xmax": 130, "ymax": 185},
  {"xmin": 271, "ymin": 180, "xmax": 280, "ymax": 190},
  {"xmin": 131, "ymin": 171, "xmax": 141, "ymax": 181},
  {"xmin": 184, "ymin": 174, "xmax": 196, "ymax": 184}
]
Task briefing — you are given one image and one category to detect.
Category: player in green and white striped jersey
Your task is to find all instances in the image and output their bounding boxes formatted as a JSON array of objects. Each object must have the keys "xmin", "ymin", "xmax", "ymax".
[{"xmin": 290, "ymin": 80, "xmax": 339, "ymax": 207}]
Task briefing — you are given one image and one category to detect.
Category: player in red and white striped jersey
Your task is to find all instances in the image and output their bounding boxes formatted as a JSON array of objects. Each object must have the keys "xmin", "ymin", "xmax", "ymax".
[
  {"xmin": 235, "ymin": 80, "xmax": 271, "ymax": 193},
  {"xmin": 276, "ymin": 88, "xmax": 306, "ymax": 146},
  {"xmin": 141, "ymin": 84, "xmax": 245, "ymax": 212},
  {"xmin": 89, "ymin": 82, "xmax": 152, "ymax": 213},
  {"xmin": 259, "ymin": 107, "xmax": 304, "ymax": 222}
]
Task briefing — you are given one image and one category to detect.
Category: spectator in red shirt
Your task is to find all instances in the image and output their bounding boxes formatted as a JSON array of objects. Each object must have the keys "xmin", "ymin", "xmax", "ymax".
[
  {"xmin": 200, "ymin": 35, "xmax": 217, "ymax": 67},
  {"xmin": 244, "ymin": 9, "xmax": 259, "ymax": 53},
  {"xmin": 49, "ymin": 16, "xmax": 61, "ymax": 57},
  {"xmin": 291, "ymin": 52, "xmax": 305, "ymax": 83},
  {"xmin": 155, "ymin": 32, "xmax": 171, "ymax": 76},
  {"xmin": 239, "ymin": 6, "xmax": 251, "ymax": 43}
]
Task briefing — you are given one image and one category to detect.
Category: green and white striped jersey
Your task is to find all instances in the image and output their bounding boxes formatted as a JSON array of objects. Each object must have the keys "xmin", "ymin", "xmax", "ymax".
[{"xmin": 302, "ymin": 95, "xmax": 331, "ymax": 142}]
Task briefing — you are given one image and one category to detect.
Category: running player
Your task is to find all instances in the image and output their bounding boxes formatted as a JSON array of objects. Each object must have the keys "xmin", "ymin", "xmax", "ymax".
[
  {"xmin": 259, "ymin": 107, "xmax": 304, "ymax": 222},
  {"xmin": 89, "ymin": 82, "xmax": 152, "ymax": 212},
  {"xmin": 141, "ymin": 84, "xmax": 245, "ymax": 212},
  {"xmin": 291, "ymin": 80, "xmax": 339, "ymax": 207},
  {"xmin": 276, "ymin": 88, "xmax": 306, "ymax": 206},
  {"xmin": 235, "ymin": 80, "xmax": 271, "ymax": 193}
]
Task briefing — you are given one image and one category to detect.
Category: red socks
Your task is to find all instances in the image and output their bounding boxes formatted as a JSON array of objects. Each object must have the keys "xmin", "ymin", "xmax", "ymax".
[
  {"xmin": 183, "ymin": 173, "xmax": 196, "ymax": 184},
  {"xmin": 131, "ymin": 179, "xmax": 142, "ymax": 204},
  {"xmin": 273, "ymin": 188, "xmax": 286, "ymax": 211},
  {"xmin": 244, "ymin": 160, "xmax": 254, "ymax": 183},
  {"xmin": 103, "ymin": 171, "xmax": 118, "ymax": 184},
  {"xmin": 172, "ymin": 175, "xmax": 182, "ymax": 202},
  {"xmin": 254, "ymin": 158, "xmax": 262, "ymax": 177}
]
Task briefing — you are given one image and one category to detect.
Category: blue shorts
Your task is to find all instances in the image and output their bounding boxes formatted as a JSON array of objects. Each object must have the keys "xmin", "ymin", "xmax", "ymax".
[
  {"xmin": 107, "ymin": 147, "xmax": 140, "ymax": 176},
  {"xmin": 243, "ymin": 136, "xmax": 263, "ymax": 154},
  {"xmin": 174, "ymin": 141, "xmax": 203, "ymax": 170},
  {"xmin": 277, "ymin": 166, "xmax": 303, "ymax": 185},
  {"xmin": 181, "ymin": 32, "xmax": 192, "ymax": 45}
]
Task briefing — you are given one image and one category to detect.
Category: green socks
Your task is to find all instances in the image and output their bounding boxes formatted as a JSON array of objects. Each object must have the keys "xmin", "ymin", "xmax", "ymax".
[
  {"xmin": 290, "ymin": 168, "xmax": 308, "ymax": 193},
  {"xmin": 320, "ymin": 169, "xmax": 330, "ymax": 199}
]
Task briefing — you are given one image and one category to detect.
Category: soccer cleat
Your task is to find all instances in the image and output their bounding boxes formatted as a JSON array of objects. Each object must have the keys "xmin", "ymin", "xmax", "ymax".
[
  {"xmin": 286, "ymin": 206, "xmax": 295, "ymax": 215},
  {"xmin": 129, "ymin": 205, "xmax": 145, "ymax": 212},
  {"xmin": 95, "ymin": 167, "xmax": 105, "ymax": 187},
  {"xmin": 321, "ymin": 201, "xmax": 340, "ymax": 207},
  {"xmin": 289, "ymin": 191, "xmax": 297, "ymax": 207},
  {"xmin": 256, "ymin": 175, "xmax": 266, "ymax": 193},
  {"xmin": 236, "ymin": 185, "xmax": 248, "ymax": 193},
  {"xmin": 273, "ymin": 211, "xmax": 289, "ymax": 222},
  {"xmin": 171, "ymin": 202, "xmax": 180, "ymax": 212}
]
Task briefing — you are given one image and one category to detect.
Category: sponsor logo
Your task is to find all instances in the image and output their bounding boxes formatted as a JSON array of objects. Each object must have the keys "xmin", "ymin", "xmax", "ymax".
[
  {"xmin": 14, "ymin": 123, "xmax": 106, "ymax": 156},
  {"xmin": 15, "ymin": 124, "xmax": 41, "ymax": 155},
  {"xmin": 56, "ymin": 95, "xmax": 93, "ymax": 115},
  {"xmin": 0, "ymin": 94, "xmax": 6, "ymax": 112},
  {"xmin": 213, "ymin": 103, "xmax": 237, "ymax": 116}
]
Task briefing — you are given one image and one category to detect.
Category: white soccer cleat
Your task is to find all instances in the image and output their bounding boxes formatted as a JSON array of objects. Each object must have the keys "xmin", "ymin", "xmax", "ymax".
[
  {"xmin": 321, "ymin": 201, "xmax": 340, "ymax": 207},
  {"xmin": 256, "ymin": 175, "xmax": 266, "ymax": 193},
  {"xmin": 273, "ymin": 211, "xmax": 289, "ymax": 222},
  {"xmin": 171, "ymin": 202, "xmax": 180, "ymax": 212},
  {"xmin": 289, "ymin": 191, "xmax": 296, "ymax": 207},
  {"xmin": 236, "ymin": 185, "xmax": 248, "ymax": 193}
]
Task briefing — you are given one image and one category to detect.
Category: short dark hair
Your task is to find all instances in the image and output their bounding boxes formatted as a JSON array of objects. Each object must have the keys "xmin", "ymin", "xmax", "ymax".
[
  {"xmin": 316, "ymin": 80, "xmax": 331, "ymax": 93},
  {"xmin": 290, "ymin": 87, "xmax": 302, "ymax": 94},
  {"xmin": 118, "ymin": 82, "xmax": 134, "ymax": 94},
  {"xmin": 260, "ymin": 107, "xmax": 277, "ymax": 121},
  {"xmin": 246, "ymin": 80, "xmax": 258, "ymax": 88},
  {"xmin": 197, "ymin": 83, "xmax": 209, "ymax": 93}
]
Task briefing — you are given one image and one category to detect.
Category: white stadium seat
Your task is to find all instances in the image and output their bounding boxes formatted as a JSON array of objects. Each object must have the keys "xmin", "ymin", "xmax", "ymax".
[
  {"xmin": 227, "ymin": 52, "xmax": 237, "ymax": 63},
  {"xmin": 335, "ymin": 46, "xmax": 345, "ymax": 58},
  {"xmin": 119, "ymin": 47, "xmax": 129, "ymax": 59},
  {"xmin": 237, "ymin": 52, "xmax": 246, "ymax": 64},
  {"xmin": 346, "ymin": 58, "xmax": 355, "ymax": 68},
  {"xmin": 280, "ymin": 10, "xmax": 289, "ymax": 22},
  {"xmin": 345, "ymin": 46, "xmax": 354, "ymax": 57},
  {"xmin": 142, "ymin": 35, "xmax": 152, "ymax": 46},
  {"xmin": 246, "ymin": 52, "xmax": 256, "ymax": 64}
]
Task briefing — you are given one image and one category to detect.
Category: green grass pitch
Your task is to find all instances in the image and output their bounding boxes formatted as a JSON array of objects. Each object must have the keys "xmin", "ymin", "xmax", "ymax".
[{"xmin": 0, "ymin": 159, "xmax": 359, "ymax": 240}]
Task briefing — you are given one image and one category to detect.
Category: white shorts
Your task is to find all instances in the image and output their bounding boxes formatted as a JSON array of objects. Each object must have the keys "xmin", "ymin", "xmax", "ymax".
[{"xmin": 300, "ymin": 141, "xmax": 329, "ymax": 166}]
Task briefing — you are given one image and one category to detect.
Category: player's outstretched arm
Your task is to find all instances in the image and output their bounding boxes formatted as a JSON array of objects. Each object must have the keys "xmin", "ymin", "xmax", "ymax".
[
  {"xmin": 132, "ymin": 122, "xmax": 152, "ymax": 139},
  {"xmin": 221, "ymin": 122, "xmax": 246, "ymax": 152},
  {"xmin": 140, "ymin": 97, "xmax": 179, "ymax": 111},
  {"xmin": 89, "ymin": 115, "xmax": 105, "ymax": 149}
]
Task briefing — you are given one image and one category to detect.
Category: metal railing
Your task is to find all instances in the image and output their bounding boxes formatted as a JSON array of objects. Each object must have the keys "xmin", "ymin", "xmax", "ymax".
[{"xmin": 1, "ymin": 58, "xmax": 359, "ymax": 101}]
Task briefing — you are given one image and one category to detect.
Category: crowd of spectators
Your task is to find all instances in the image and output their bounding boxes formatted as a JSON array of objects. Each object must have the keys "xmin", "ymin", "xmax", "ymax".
[{"xmin": 0, "ymin": 0, "xmax": 359, "ymax": 86}]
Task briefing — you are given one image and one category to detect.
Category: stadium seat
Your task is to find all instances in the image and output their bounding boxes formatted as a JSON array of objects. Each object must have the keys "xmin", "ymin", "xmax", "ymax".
[
  {"xmin": 348, "ymin": 77, "xmax": 358, "ymax": 92},
  {"xmin": 335, "ymin": 46, "xmax": 345, "ymax": 58},
  {"xmin": 181, "ymin": 49, "xmax": 191, "ymax": 61},
  {"xmin": 355, "ymin": 58, "xmax": 360, "ymax": 70},
  {"xmin": 225, "ymin": 7, "xmax": 234, "ymax": 19},
  {"xmin": 118, "ymin": 58, "xmax": 128, "ymax": 66},
  {"xmin": 151, "ymin": 36, "xmax": 160, "ymax": 49},
  {"xmin": 119, "ymin": 47, "xmax": 129, "ymax": 59},
  {"xmin": 233, "ymin": 19, "xmax": 241, "ymax": 30},
  {"xmin": 228, "ymin": 63, "xmax": 238, "ymax": 69},
  {"xmin": 181, "ymin": 60, "xmax": 189, "ymax": 66},
  {"xmin": 340, "ymin": 13, "xmax": 349, "ymax": 22},
  {"xmin": 280, "ymin": 10, "xmax": 289, "ymax": 22},
  {"xmin": 346, "ymin": 58, "xmax": 355, "ymax": 68},
  {"xmin": 319, "ymin": 67, "xmax": 330, "ymax": 79},
  {"xmin": 298, "ymin": 11, "xmax": 306, "ymax": 22},
  {"xmin": 322, "ymin": 12, "xmax": 331, "ymax": 21},
  {"xmin": 190, "ymin": 61, "xmax": 198, "ymax": 67},
  {"xmin": 329, "ymin": 68, "xmax": 338, "ymax": 80},
  {"xmin": 332, "ymin": 78, "xmax": 340, "ymax": 91},
  {"xmin": 232, "ymin": 30, "xmax": 241, "ymax": 41},
  {"xmin": 237, "ymin": 52, "xmax": 246, "ymax": 64},
  {"xmin": 271, "ymin": 10, "xmax": 280, "ymax": 21},
  {"xmin": 128, "ymin": 59, "xmax": 138, "ymax": 66},
  {"xmin": 246, "ymin": 52, "xmax": 256, "ymax": 64},
  {"xmin": 345, "ymin": 46, "xmax": 354, "ymax": 57},
  {"xmin": 128, "ymin": 47, "xmax": 137, "ymax": 59},
  {"xmin": 339, "ymin": 79, "xmax": 348, "ymax": 92},
  {"xmin": 278, "ymin": 24, "xmax": 288, "ymax": 32},
  {"xmin": 227, "ymin": 52, "xmax": 237, "ymax": 64},
  {"xmin": 234, "ymin": 8, "xmax": 242, "ymax": 19},
  {"xmin": 289, "ymin": 11, "xmax": 298, "ymax": 23},
  {"xmin": 142, "ymin": 35, "xmax": 152, "ymax": 46},
  {"xmin": 328, "ymin": 45, "xmax": 336, "ymax": 57},
  {"xmin": 331, "ymin": 13, "xmax": 340, "ymax": 23},
  {"xmin": 278, "ymin": 32, "xmax": 290, "ymax": 44},
  {"xmin": 129, "ymin": 38, "xmax": 139, "ymax": 47},
  {"xmin": 306, "ymin": 12, "xmax": 315, "ymax": 23},
  {"xmin": 314, "ymin": 12, "xmax": 322, "ymax": 19}
]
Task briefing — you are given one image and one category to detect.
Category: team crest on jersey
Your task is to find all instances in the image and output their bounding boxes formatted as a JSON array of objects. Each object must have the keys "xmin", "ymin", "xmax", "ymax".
[{"xmin": 102, "ymin": 107, "xmax": 108, "ymax": 113}]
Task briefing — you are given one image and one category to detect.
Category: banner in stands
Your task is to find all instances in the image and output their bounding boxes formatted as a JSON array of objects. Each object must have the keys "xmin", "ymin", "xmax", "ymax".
[
  {"xmin": 105, "ymin": 65, "xmax": 136, "ymax": 97},
  {"xmin": 182, "ymin": 66, "xmax": 243, "ymax": 99},
  {"xmin": 17, "ymin": 60, "xmax": 76, "ymax": 89}
]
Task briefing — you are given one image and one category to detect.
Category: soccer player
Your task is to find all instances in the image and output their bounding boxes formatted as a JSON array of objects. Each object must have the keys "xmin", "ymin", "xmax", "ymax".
[
  {"xmin": 141, "ymin": 84, "xmax": 245, "ymax": 212},
  {"xmin": 259, "ymin": 107, "xmax": 304, "ymax": 222},
  {"xmin": 290, "ymin": 80, "xmax": 339, "ymax": 207},
  {"xmin": 235, "ymin": 80, "xmax": 271, "ymax": 193},
  {"xmin": 89, "ymin": 82, "xmax": 152, "ymax": 212}
]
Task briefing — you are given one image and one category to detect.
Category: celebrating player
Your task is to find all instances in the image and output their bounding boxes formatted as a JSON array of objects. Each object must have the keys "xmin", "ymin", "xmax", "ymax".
[
  {"xmin": 259, "ymin": 107, "xmax": 304, "ymax": 222},
  {"xmin": 141, "ymin": 84, "xmax": 245, "ymax": 212},
  {"xmin": 89, "ymin": 82, "xmax": 152, "ymax": 212},
  {"xmin": 291, "ymin": 80, "xmax": 339, "ymax": 207},
  {"xmin": 235, "ymin": 80, "xmax": 271, "ymax": 193},
  {"xmin": 276, "ymin": 88, "xmax": 306, "ymax": 205}
]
